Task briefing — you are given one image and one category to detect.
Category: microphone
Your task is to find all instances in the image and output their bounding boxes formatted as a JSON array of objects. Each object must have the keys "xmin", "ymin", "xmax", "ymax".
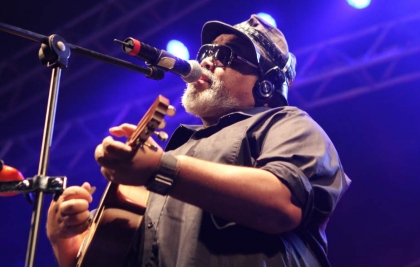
[
  {"xmin": 115, "ymin": 37, "xmax": 202, "ymax": 83},
  {"xmin": 0, "ymin": 160, "xmax": 24, "ymax": 197}
]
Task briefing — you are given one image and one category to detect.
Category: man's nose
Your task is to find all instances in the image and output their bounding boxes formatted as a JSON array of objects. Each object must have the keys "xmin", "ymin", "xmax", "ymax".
[{"xmin": 200, "ymin": 57, "xmax": 216, "ymax": 71}]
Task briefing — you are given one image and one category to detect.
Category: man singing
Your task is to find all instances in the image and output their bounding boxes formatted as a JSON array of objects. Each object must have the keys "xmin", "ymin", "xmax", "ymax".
[{"xmin": 47, "ymin": 14, "xmax": 351, "ymax": 267}]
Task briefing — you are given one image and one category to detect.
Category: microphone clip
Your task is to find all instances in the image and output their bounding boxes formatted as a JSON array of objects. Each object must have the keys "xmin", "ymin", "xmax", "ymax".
[{"xmin": 0, "ymin": 175, "xmax": 67, "ymax": 196}]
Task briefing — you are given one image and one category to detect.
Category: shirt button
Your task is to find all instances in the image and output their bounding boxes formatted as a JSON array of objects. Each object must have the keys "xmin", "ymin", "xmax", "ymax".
[{"xmin": 147, "ymin": 222, "xmax": 153, "ymax": 229}]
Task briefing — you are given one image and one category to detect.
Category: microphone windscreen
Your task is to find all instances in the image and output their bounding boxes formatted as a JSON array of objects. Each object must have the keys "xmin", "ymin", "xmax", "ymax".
[{"xmin": 181, "ymin": 60, "xmax": 202, "ymax": 83}]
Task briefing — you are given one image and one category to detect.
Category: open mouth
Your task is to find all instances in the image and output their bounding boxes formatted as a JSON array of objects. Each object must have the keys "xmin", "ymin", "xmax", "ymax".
[{"xmin": 198, "ymin": 73, "xmax": 211, "ymax": 84}]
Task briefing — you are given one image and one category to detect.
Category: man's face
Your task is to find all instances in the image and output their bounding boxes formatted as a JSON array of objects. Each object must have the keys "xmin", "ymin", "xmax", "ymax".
[{"xmin": 182, "ymin": 34, "xmax": 259, "ymax": 122}]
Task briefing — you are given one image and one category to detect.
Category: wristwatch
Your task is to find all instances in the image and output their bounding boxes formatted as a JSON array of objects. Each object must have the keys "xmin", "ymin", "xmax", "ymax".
[{"xmin": 146, "ymin": 153, "xmax": 179, "ymax": 195}]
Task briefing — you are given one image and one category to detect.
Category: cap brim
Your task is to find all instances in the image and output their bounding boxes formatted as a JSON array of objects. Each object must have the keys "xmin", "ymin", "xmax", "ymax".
[{"xmin": 201, "ymin": 21, "xmax": 259, "ymax": 66}]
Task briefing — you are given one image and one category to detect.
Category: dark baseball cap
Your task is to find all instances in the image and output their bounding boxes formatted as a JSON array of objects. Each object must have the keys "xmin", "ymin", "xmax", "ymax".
[{"xmin": 201, "ymin": 14, "xmax": 296, "ymax": 92}]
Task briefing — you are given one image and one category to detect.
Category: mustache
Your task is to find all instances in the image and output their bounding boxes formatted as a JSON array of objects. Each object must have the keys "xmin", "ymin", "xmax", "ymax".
[{"xmin": 201, "ymin": 68, "xmax": 216, "ymax": 86}]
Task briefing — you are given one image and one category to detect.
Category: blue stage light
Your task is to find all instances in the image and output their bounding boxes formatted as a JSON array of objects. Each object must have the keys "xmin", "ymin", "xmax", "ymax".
[
  {"xmin": 347, "ymin": 0, "xmax": 371, "ymax": 9},
  {"xmin": 166, "ymin": 40, "xmax": 190, "ymax": 60},
  {"xmin": 257, "ymin": 13, "xmax": 277, "ymax": 27}
]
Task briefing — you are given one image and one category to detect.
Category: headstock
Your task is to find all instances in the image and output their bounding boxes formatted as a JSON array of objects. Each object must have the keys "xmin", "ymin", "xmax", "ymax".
[{"xmin": 127, "ymin": 95, "xmax": 175, "ymax": 149}]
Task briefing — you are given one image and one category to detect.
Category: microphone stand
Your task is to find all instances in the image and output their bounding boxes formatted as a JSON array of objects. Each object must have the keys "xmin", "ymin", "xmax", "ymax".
[{"xmin": 0, "ymin": 22, "xmax": 165, "ymax": 267}]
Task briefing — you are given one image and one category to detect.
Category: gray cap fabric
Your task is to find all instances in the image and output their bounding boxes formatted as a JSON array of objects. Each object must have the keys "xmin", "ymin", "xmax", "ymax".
[{"xmin": 201, "ymin": 14, "xmax": 296, "ymax": 88}]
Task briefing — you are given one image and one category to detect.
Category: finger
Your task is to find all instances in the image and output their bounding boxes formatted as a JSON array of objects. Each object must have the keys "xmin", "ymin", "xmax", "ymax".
[
  {"xmin": 60, "ymin": 186, "xmax": 93, "ymax": 203},
  {"xmin": 81, "ymin": 182, "xmax": 96, "ymax": 195},
  {"xmin": 48, "ymin": 198, "xmax": 61, "ymax": 217},
  {"xmin": 60, "ymin": 199, "xmax": 90, "ymax": 216},
  {"xmin": 94, "ymin": 143, "xmax": 105, "ymax": 164},
  {"xmin": 95, "ymin": 145, "xmax": 123, "ymax": 170},
  {"xmin": 61, "ymin": 210, "xmax": 90, "ymax": 227},
  {"xmin": 81, "ymin": 182, "xmax": 91, "ymax": 191},
  {"xmin": 100, "ymin": 166, "xmax": 114, "ymax": 182},
  {"xmin": 94, "ymin": 142, "xmax": 122, "ymax": 168},
  {"xmin": 109, "ymin": 123, "xmax": 137, "ymax": 137},
  {"xmin": 102, "ymin": 136, "xmax": 136, "ymax": 160},
  {"xmin": 60, "ymin": 219, "xmax": 90, "ymax": 237}
]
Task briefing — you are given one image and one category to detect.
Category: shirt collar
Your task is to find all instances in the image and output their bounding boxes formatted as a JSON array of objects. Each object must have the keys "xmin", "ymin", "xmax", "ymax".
[
  {"xmin": 180, "ymin": 106, "xmax": 270, "ymax": 132},
  {"xmin": 165, "ymin": 107, "xmax": 271, "ymax": 151}
]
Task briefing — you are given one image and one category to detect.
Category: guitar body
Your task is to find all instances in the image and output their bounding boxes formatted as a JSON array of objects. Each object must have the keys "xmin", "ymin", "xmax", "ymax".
[
  {"xmin": 76, "ymin": 95, "xmax": 172, "ymax": 267},
  {"xmin": 76, "ymin": 183, "xmax": 149, "ymax": 267}
]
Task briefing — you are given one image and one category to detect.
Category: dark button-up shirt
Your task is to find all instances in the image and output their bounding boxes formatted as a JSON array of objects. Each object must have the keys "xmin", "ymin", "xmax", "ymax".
[{"xmin": 136, "ymin": 106, "xmax": 350, "ymax": 267}]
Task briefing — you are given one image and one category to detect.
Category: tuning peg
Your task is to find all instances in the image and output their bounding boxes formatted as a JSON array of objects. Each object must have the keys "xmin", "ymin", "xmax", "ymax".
[
  {"xmin": 167, "ymin": 105, "xmax": 176, "ymax": 116},
  {"xmin": 158, "ymin": 119, "xmax": 166, "ymax": 129},
  {"xmin": 154, "ymin": 131, "xmax": 169, "ymax": 141},
  {"xmin": 143, "ymin": 142, "xmax": 158, "ymax": 152}
]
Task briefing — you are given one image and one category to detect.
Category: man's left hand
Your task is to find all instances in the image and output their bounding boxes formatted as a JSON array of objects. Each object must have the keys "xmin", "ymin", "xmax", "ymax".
[{"xmin": 94, "ymin": 123, "xmax": 164, "ymax": 186}]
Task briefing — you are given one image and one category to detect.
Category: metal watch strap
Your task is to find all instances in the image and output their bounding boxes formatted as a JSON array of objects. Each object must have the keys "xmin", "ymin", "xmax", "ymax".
[{"xmin": 146, "ymin": 153, "xmax": 178, "ymax": 195}]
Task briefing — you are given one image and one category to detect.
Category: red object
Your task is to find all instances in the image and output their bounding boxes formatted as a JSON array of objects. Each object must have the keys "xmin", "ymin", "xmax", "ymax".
[
  {"xmin": 127, "ymin": 38, "xmax": 141, "ymax": 56},
  {"xmin": 0, "ymin": 161, "xmax": 24, "ymax": 197}
]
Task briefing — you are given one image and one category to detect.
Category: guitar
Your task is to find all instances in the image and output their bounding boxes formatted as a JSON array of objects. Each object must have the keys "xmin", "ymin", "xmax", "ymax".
[{"xmin": 76, "ymin": 95, "xmax": 175, "ymax": 267}]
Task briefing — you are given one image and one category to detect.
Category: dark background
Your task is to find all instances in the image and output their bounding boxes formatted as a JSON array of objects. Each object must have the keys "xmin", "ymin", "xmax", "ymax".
[{"xmin": 1, "ymin": 1, "xmax": 419, "ymax": 266}]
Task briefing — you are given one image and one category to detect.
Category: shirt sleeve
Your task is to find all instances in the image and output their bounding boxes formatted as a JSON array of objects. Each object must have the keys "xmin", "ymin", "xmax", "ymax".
[{"xmin": 255, "ymin": 109, "xmax": 351, "ymax": 228}]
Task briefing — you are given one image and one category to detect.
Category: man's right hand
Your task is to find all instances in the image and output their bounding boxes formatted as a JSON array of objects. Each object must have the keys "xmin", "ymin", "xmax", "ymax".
[
  {"xmin": 46, "ymin": 182, "xmax": 94, "ymax": 267},
  {"xmin": 46, "ymin": 182, "xmax": 93, "ymax": 246}
]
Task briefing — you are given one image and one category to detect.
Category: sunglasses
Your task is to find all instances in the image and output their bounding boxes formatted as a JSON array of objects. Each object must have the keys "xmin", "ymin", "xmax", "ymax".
[{"xmin": 196, "ymin": 44, "xmax": 259, "ymax": 70}]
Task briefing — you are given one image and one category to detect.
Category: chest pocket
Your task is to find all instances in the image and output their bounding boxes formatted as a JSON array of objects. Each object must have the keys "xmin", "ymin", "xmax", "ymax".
[{"xmin": 180, "ymin": 125, "xmax": 250, "ymax": 166}]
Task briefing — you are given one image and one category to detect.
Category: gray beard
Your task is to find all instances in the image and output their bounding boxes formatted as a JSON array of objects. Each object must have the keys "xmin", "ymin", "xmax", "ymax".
[{"xmin": 181, "ymin": 69, "xmax": 241, "ymax": 118}]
